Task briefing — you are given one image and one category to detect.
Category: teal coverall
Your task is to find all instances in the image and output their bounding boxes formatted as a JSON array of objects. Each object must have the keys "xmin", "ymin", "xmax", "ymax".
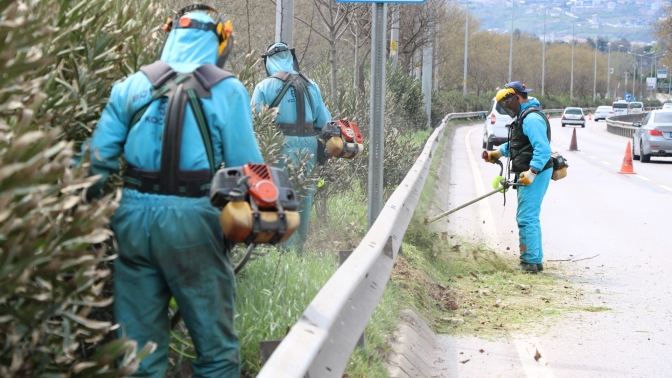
[
  {"xmin": 251, "ymin": 43, "xmax": 332, "ymax": 253},
  {"xmin": 499, "ymin": 98, "xmax": 552, "ymax": 265},
  {"xmin": 88, "ymin": 11, "xmax": 263, "ymax": 377}
]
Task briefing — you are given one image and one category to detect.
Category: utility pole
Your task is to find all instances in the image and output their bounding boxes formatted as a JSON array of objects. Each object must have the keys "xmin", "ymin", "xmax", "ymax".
[
  {"xmin": 390, "ymin": 5, "xmax": 400, "ymax": 71},
  {"xmin": 593, "ymin": 35, "xmax": 597, "ymax": 101},
  {"xmin": 570, "ymin": 21, "xmax": 575, "ymax": 100},
  {"xmin": 542, "ymin": 7, "xmax": 546, "ymax": 96},
  {"xmin": 368, "ymin": 3, "xmax": 387, "ymax": 229},
  {"xmin": 508, "ymin": 0, "xmax": 514, "ymax": 82},
  {"xmin": 275, "ymin": 0, "xmax": 294, "ymax": 47},
  {"xmin": 422, "ymin": 29, "xmax": 433, "ymax": 128},
  {"xmin": 463, "ymin": 0, "xmax": 469, "ymax": 96},
  {"xmin": 607, "ymin": 42, "xmax": 611, "ymax": 99}
]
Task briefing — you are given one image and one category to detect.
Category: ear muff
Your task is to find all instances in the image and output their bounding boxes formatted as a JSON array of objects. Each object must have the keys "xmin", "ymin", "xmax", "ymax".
[{"xmin": 157, "ymin": 3, "xmax": 233, "ymax": 68}]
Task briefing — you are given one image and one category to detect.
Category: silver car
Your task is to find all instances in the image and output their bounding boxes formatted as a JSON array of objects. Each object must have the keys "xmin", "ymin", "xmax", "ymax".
[
  {"xmin": 632, "ymin": 110, "xmax": 672, "ymax": 163},
  {"xmin": 561, "ymin": 107, "xmax": 585, "ymax": 127}
]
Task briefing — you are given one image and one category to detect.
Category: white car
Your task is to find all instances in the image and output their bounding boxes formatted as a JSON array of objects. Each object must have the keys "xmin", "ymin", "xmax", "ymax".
[
  {"xmin": 482, "ymin": 98, "xmax": 512, "ymax": 150},
  {"xmin": 561, "ymin": 107, "xmax": 585, "ymax": 127},
  {"xmin": 662, "ymin": 103, "xmax": 672, "ymax": 109},
  {"xmin": 593, "ymin": 105, "xmax": 614, "ymax": 121},
  {"xmin": 612, "ymin": 101, "xmax": 630, "ymax": 116},
  {"xmin": 630, "ymin": 101, "xmax": 644, "ymax": 114}
]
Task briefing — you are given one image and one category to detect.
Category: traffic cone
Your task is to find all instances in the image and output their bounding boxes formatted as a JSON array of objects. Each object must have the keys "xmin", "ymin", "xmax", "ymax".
[
  {"xmin": 618, "ymin": 141, "xmax": 636, "ymax": 174},
  {"xmin": 569, "ymin": 128, "xmax": 579, "ymax": 151},
  {"xmin": 588, "ymin": 112, "xmax": 592, "ymax": 121}
]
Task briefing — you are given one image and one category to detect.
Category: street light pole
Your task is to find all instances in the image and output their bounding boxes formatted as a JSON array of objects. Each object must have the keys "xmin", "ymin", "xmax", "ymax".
[
  {"xmin": 542, "ymin": 8, "xmax": 546, "ymax": 96},
  {"xmin": 570, "ymin": 21, "xmax": 575, "ymax": 100},
  {"xmin": 508, "ymin": 0, "xmax": 514, "ymax": 82},
  {"xmin": 593, "ymin": 35, "xmax": 597, "ymax": 101},
  {"xmin": 607, "ymin": 42, "xmax": 611, "ymax": 99},
  {"xmin": 463, "ymin": 0, "xmax": 469, "ymax": 96}
]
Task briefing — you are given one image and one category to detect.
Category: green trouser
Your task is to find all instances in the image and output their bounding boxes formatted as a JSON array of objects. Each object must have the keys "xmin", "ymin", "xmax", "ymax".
[{"xmin": 112, "ymin": 189, "xmax": 239, "ymax": 377}]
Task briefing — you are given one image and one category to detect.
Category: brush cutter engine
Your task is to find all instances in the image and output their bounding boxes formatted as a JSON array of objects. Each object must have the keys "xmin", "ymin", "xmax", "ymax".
[
  {"xmin": 322, "ymin": 120, "xmax": 364, "ymax": 159},
  {"xmin": 210, "ymin": 164, "xmax": 299, "ymax": 244}
]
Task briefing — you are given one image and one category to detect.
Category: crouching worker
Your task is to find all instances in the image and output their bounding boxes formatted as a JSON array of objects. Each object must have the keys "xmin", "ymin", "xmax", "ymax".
[
  {"xmin": 251, "ymin": 42, "xmax": 332, "ymax": 254},
  {"xmin": 85, "ymin": 5, "xmax": 263, "ymax": 377},
  {"xmin": 484, "ymin": 81, "xmax": 552, "ymax": 274}
]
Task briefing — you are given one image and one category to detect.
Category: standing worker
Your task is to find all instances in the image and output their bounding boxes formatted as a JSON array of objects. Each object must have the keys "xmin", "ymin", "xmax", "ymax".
[
  {"xmin": 86, "ymin": 6, "xmax": 263, "ymax": 376},
  {"xmin": 251, "ymin": 42, "xmax": 332, "ymax": 254},
  {"xmin": 483, "ymin": 81, "xmax": 552, "ymax": 274}
]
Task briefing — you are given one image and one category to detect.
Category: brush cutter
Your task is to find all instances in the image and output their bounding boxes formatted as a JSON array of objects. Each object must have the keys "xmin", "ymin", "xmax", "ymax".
[{"xmin": 424, "ymin": 151, "xmax": 519, "ymax": 224}]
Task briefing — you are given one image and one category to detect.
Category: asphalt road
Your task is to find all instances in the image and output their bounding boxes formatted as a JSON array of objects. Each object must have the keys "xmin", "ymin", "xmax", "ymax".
[{"xmin": 432, "ymin": 116, "xmax": 672, "ymax": 377}]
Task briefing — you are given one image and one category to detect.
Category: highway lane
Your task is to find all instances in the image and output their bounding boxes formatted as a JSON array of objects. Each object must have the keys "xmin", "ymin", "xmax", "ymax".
[{"xmin": 433, "ymin": 116, "xmax": 672, "ymax": 377}]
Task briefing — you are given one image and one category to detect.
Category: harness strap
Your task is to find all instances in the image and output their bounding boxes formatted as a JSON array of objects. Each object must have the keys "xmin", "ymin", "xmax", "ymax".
[
  {"xmin": 268, "ymin": 71, "xmax": 314, "ymax": 135},
  {"xmin": 127, "ymin": 61, "xmax": 235, "ymax": 196}
]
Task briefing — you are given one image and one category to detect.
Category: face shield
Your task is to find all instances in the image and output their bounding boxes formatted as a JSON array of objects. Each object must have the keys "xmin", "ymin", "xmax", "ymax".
[{"xmin": 495, "ymin": 88, "xmax": 519, "ymax": 118}]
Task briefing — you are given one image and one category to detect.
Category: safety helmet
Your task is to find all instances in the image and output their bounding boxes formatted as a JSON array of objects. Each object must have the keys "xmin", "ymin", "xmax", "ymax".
[
  {"xmin": 159, "ymin": 4, "xmax": 233, "ymax": 68},
  {"xmin": 261, "ymin": 42, "xmax": 300, "ymax": 76},
  {"xmin": 496, "ymin": 88, "xmax": 518, "ymax": 118}
]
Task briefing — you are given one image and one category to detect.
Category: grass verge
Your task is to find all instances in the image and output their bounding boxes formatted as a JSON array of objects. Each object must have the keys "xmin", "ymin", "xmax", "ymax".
[{"xmin": 395, "ymin": 122, "xmax": 597, "ymax": 341}]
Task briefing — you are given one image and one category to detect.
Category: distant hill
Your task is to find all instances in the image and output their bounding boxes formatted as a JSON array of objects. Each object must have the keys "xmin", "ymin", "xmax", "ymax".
[{"xmin": 465, "ymin": 0, "xmax": 661, "ymax": 44}]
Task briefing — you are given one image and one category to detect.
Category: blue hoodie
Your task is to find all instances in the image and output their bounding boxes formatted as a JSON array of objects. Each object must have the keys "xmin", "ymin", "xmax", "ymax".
[
  {"xmin": 89, "ymin": 11, "xmax": 262, "ymax": 184},
  {"xmin": 499, "ymin": 97, "xmax": 552, "ymax": 172}
]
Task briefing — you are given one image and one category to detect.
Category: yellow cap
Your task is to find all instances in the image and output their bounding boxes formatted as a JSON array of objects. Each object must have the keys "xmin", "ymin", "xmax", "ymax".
[{"xmin": 495, "ymin": 88, "xmax": 515, "ymax": 102}]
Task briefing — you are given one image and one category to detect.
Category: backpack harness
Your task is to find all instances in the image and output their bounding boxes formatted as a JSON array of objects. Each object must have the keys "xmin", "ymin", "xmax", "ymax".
[
  {"xmin": 269, "ymin": 71, "xmax": 315, "ymax": 136},
  {"xmin": 507, "ymin": 106, "xmax": 553, "ymax": 174},
  {"xmin": 125, "ymin": 61, "xmax": 234, "ymax": 198}
]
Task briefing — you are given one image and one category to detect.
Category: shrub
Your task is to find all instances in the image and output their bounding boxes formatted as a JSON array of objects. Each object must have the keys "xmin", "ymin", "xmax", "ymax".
[{"xmin": 0, "ymin": 0, "xmax": 163, "ymax": 375}]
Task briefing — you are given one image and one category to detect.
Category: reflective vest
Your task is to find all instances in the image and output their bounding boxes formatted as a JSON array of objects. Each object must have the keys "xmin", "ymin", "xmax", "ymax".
[{"xmin": 508, "ymin": 106, "xmax": 553, "ymax": 173}]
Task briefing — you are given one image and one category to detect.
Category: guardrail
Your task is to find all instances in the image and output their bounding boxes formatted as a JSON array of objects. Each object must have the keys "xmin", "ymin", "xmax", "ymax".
[
  {"xmin": 605, "ymin": 113, "xmax": 647, "ymax": 138},
  {"xmin": 257, "ymin": 111, "xmax": 484, "ymax": 378}
]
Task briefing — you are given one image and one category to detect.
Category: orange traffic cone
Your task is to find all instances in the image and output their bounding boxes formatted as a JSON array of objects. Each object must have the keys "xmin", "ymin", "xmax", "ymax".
[
  {"xmin": 618, "ymin": 141, "xmax": 636, "ymax": 174},
  {"xmin": 569, "ymin": 128, "xmax": 579, "ymax": 151},
  {"xmin": 588, "ymin": 112, "xmax": 592, "ymax": 121}
]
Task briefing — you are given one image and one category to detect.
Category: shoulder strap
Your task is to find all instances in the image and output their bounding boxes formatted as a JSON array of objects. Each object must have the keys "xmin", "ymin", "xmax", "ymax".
[
  {"xmin": 140, "ymin": 61, "xmax": 175, "ymax": 88},
  {"xmin": 519, "ymin": 106, "xmax": 551, "ymax": 141},
  {"xmin": 193, "ymin": 64, "xmax": 235, "ymax": 90},
  {"xmin": 268, "ymin": 72, "xmax": 314, "ymax": 129}
]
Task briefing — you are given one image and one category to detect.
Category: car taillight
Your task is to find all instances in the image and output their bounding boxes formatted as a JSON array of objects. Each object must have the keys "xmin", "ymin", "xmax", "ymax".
[
  {"xmin": 649, "ymin": 129, "xmax": 663, "ymax": 136},
  {"xmin": 562, "ymin": 115, "xmax": 566, "ymax": 119},
  {"xmin": 491, "ymin": 114, "xmax": 496, "ymax": 125},
  {"xmin": 609, "ymin": 111, "xmax": 614, "ymax": 114},
  {"xmin": 580, "ymin": 115, "xmax": 584, "ymax": 120}
]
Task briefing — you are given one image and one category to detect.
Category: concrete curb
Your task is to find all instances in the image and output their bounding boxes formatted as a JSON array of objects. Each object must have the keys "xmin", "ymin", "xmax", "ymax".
[{"xmin": 387, "ymin": 309, "xmax": 436, "ymax": 378}]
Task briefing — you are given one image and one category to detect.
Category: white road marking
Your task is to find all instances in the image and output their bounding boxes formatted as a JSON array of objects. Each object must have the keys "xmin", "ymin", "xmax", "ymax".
[
  {"xmin": 601, "ymin": 161, "xmax": 612, "ymax": 165},
  {"xmin": 588, "ymin": 155, "xmax": 597, "ymax": 159},
  {"xmin": 578, "ymin": 151, "xmax": 586, "ymax": 155},
  {"xmin": 659, "ymin": 185, "xmax": 672, "ymax": 192},
  {"xmin": 636, "ymin": 175, "xmax": 651, "ymax": 181},
  {"xmin": 511, "ymin": 334, "xmax": 555, "ymax": 378},
  {"xmin": 465, "ymin": 128, "xmax": 498, "ymax": 248}
]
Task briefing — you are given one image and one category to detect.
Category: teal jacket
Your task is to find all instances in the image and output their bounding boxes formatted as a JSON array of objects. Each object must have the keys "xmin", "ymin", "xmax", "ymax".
[
  {"xmin": 250, "ymin": 43, "xmax": 331, "ymax": 133},
  {"xmin": 89, "ymin": 11, "xmax": 262, "ymax": 188},
  {"xmin": 499, "ymin": 98, "xmax": 552, "ymax": 172}
]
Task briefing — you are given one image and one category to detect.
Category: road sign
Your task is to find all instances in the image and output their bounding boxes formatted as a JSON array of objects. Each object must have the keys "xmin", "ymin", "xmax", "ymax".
[
  {"xmin": 658, "ymin": 69, "xmax": 668, "ymax": 79},
  {"xmin": 624, "ymin": 92, "xmax": 634, "ymax": 101},
  {"xmin": 609, "ymin": 67, "xmax": 614, "ymax": 75},
  {"xmin": 647, "ymin": 77, "xmax": 657, "ymax": 90}
]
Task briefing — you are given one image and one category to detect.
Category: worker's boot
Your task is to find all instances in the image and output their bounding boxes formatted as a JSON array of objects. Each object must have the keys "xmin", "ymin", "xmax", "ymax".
[
  {"xmin": 537, "ymin": 264, "xmax": 543, "ymax": 272},
  {"xmin": 516, "ymin": 262, "xmax": 538, "ymax": 274}
]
